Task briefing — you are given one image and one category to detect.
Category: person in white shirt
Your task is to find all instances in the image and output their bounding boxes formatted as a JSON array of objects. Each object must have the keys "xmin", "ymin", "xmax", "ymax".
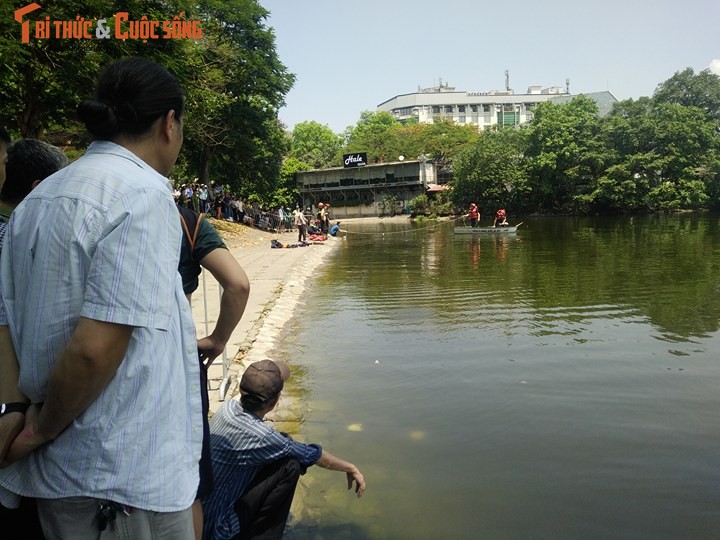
[{"xmin": 0, "ymin": 57, "xmax": 200, "ymax": 539}]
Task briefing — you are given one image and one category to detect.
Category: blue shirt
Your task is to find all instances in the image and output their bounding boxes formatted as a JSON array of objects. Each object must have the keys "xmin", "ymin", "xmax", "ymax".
[
  {"xmin": 0, "ymin": 141, "xmax": 202, "ymax": 512},
  {"xmin": 202, "ymin": 399, "xmax": 322, "ymax": 540}
]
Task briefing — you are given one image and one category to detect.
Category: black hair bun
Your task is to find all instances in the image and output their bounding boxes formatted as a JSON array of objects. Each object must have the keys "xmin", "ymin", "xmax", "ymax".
[{"xmin": 77, "ymin": 99, "xmax": 119, "ymax": 140}]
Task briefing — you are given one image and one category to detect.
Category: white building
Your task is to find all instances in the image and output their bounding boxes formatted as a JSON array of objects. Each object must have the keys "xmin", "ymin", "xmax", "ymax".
[{"xmin": 377, "ymin": 81, "xmax": 617, "ymax": 129}]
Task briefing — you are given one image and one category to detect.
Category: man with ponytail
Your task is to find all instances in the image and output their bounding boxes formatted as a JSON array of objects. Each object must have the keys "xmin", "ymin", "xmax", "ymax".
[{"xmin": 0, "ymin": 58, "xmax": 199, "ymax": 539}]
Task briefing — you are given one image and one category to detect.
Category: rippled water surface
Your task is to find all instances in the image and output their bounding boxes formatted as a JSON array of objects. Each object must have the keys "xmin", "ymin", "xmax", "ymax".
[{"xmin": 277, "ymin": 215, "xmax": 720, "ymax": 540}]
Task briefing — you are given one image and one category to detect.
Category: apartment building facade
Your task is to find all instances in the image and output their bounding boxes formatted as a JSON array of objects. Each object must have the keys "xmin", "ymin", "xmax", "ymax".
[{"xmin": 377, "ymin": 81, "xmax": 616, "ymax": 129}]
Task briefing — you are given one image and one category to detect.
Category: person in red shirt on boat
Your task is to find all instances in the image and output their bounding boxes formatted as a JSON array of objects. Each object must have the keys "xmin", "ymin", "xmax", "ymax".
[
  {"xmin": 493, "ymin": 209, "xmax": 508, "ymax": 227},
  {"xmin": 468, "ymin": 203, "xmax": 480, "ymax": 228}
]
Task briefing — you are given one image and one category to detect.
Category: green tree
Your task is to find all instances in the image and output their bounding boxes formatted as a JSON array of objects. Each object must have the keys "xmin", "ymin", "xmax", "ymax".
[
  {"xmin": 414, "ymin": 120, "xmax": 480, "ymax": 167},
  {"xmin": 585, "ymin": 98, "xmax": 657, "ymax": 211},
  {"xmin": 645, "ymin": 103, "xmax": 718, "ymax": 209},
  {"xmin": 591, "ymin": 98, "xmax": 720, "ymax": 211},
  {"xmin": 525, "ymin": 96, "xmax": 609, "ymax": 212},
  {"xmin": 344, "ymin": 111, "xmax": 399, "ymax": 162},
  {"xmin": 276, "ymin": 155, "xmax": 308, "ymax": 207},
  {"xmin": 0, "ymin": 0, "xmax": 194, "ymax": 138},
  {"xmin": 341, "ymin": 114, "xmax": 479, "ymax": 171},
  {"xmin": 182, "ymin": 0, "xmax": 295, "ymax": 192},
  {"xmin": 407, "ymin": 193, "xmax": 431, "ymax": 215},
  {"xmin": 653, "ymin": 67, "xmax": 720, "ymax": 122},
  {"xmin": 451, "ymin": 127, "xmax": 528, "ymax": 213},
  {"xmin": 289, "ymin": 121, "xmax": 342, "ymax": 169},
  {"xmin": 0, "ymin": 0, "xmax": 294, "ymax": 199}
]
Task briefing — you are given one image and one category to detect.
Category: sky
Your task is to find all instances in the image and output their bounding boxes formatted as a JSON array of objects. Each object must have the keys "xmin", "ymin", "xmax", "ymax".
[{"xmin": 261, "ymin": 0, "xmax": 720, "ymax": 134}]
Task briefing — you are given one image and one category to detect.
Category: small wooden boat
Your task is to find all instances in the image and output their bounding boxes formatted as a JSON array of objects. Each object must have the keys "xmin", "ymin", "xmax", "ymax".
[{"xmin": 454, "ymin": 222, "xmax": 523, "ymax": 234}]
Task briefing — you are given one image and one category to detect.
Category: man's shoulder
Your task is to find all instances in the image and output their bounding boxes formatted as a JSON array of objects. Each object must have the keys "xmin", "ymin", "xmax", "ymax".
[
  {"xmin": 218, "ymin": 401, "xmax": 271, "ymax": 428},
  {"xmin": 194, "ymin": 215, "xmax": 226, "ymax": 255},
  {"xmin": 38, "ymin": 148, "xmax": 170, "ymax": 202}
]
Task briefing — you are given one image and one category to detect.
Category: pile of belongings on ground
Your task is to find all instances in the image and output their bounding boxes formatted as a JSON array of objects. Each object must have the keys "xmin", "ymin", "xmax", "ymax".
[{"xmin": 271, "ymin": 239, "xmax": 312, "ymax": 249}]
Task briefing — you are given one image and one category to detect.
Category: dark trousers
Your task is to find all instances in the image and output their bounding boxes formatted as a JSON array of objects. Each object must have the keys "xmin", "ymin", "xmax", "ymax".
[
  {"xmin": 197, "ymin": 361, "xmax": 214, "ymax": 499},
  {"xmin": 232, "ymin": 458, "xmax": 304, "ymax": 540}
]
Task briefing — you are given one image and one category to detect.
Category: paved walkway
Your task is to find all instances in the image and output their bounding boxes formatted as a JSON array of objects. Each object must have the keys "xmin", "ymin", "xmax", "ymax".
[{"xmin": 190, "ymin": 235, "xmax": 338, "ymax": 414}]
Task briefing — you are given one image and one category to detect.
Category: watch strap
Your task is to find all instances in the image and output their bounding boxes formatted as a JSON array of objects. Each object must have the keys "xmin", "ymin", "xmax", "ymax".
[{"xmin": 0, "ymin": 402, "xmax": 30, "ymax": 416}]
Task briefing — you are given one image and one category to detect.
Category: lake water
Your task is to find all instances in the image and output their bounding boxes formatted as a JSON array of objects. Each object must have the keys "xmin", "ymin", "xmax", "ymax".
[{"xmin": 277, "ymin": 215, "xmax": 720, "ymax": 540}]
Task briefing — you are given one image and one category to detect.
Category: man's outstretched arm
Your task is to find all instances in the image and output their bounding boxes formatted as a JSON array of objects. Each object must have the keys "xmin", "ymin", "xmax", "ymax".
[{"xmin": 315, "ymin": 450, "xmax": 366, "ymax": 497}]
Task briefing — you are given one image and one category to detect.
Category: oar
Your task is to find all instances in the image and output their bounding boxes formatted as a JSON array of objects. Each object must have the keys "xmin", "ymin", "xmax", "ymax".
[{"xmin": 514, "ymin": 222, "xmax": 524, "ymax": 229}]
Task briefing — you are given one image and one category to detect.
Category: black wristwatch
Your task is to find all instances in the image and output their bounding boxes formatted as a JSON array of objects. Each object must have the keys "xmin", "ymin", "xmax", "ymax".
[{"xmin": 0, "ymin": 402, "xmax": 30, "ymax": 416}]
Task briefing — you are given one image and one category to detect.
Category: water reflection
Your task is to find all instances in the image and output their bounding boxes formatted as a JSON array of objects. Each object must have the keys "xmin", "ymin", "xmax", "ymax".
[
  {"xmin": 278, "ymin": 215, "xmax": 720, "ymax": 539},
  {"xmin": 339, "ymin": 215, "xmax": 720, "ymax": 340}
]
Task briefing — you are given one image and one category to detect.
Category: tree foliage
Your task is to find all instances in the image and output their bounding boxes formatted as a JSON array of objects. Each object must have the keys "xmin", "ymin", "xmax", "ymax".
[
  {"xmin": 582, "ymin": 97, "xmax": 720, "ymax": 212},
  {"xmin": 343, "ymin": 111, "xmax": 400, "ymax": 163},
  {"xmin": 652, "ymin": 67, "xmax": 720, "ymax": 122},
  {"xmin": 446, "ymin": 79, "xmax": 720, "ymax": 214},
  {"xmin": 340, "ymin": 112, "xmax": 479, "ymax": 166},
  {"xmin": 289, "ymin": 121, "xmax": 342, "ymax": 169},
  {"xmin": 178, "ymin": 0, "xmax": 295, "ymax": 194},
  {"xmin": 525, "ymin": 95, "xmax": 608, "ymax": 212},
  {"xmin": 0, "ymin": 0, "xmax": 195, "ymax": 138},
  {"xmin": 451, "ymin": 128, "xmax": 528, "ymax": 213},
  {"xmin": 0, "ymin": 0, "xmax": 294, "ymax": 200}
]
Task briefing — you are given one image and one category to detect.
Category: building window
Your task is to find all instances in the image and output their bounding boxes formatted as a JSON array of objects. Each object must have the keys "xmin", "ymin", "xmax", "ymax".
[
  {"xmin": 483, "ymin": 104, "xmax": 490, "ymax": 112},
  {"xmin": 444, "ymin": 105, "xmax": 453, "ymax": 114},
  {"xmin": 432, "ymin": 106, "xmax": 440, "ymax": 114},
  {"xmin": 459, "ymin": 115, "xmax": 466, "ymax": 123},
  {"xmin": 497, "ymin": 111, "xmax": 519, "ymax": 127},
  {"xmin": 458, "ymin": 105, "xmax": 466, "ymax": 112},
  {"xmin": 470, "ymin": 105, "xmax": 477, "ymax": 112}
]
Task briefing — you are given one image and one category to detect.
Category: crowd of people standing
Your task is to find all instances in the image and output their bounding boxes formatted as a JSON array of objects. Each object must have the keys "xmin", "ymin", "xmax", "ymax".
[
  {"xmin": 174, "ymin": 182, "xmax": 304, "ymax": 235},
  {"xmin": 174, "ymin": 181, "xmax": 247, "ymax": 223}
]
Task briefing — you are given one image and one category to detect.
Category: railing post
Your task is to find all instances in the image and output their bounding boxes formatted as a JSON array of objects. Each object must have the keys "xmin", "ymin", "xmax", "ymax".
[{"xmin": 218, "ymin": 283, "xmax": 230, "ymax": 401}]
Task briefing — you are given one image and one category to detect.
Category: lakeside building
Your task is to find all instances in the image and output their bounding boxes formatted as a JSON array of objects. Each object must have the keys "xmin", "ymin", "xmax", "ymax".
[
  {"xmin": 376, "ymin": 81, "xmax": 617, "ymax": 129},
  {"xmin": 297, "ymin": 79, "xmax": 617, "ymax": 217},
  {"xmin": 297, "ymin": 158, "xmax": 445, "ymax": 218}
]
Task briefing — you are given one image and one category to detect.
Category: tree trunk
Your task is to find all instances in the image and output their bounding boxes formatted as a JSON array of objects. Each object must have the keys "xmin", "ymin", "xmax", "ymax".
[
  {"xmin": 21, "ymin": 69, "xmax": 43, "ymax": 139},
  {"xmin": 199, "ymin": 146, "xmax": 216, "ymax": 184}
]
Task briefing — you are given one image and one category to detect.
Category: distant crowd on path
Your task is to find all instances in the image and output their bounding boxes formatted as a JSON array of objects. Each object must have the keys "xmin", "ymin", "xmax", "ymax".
[
  {"xmin": 0, "ymin": 57, "xmax": 364, "ymax": 540},
  {"xmin": 174, "ymin": 182, "xmax": 303, "ymax": 235},
  {"xmin": 174, "ymin": 181, "xmax": 247, "ymax": 223}
]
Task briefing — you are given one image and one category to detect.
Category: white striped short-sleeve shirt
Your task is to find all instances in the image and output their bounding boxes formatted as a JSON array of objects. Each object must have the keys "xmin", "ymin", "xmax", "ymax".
[{"xmin": 0, "ymin": 141, "xmax": 202, "ymax": 512}]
